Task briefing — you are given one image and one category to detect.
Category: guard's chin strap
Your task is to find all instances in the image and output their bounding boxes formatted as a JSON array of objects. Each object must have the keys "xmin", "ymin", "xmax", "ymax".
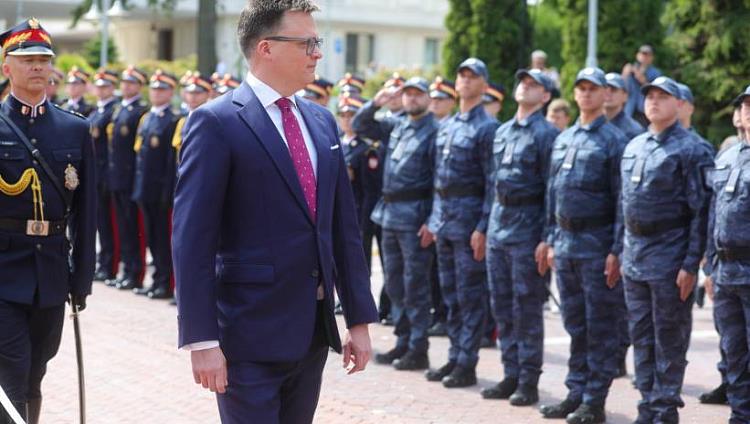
[{"xmin": 0, "ymin": 383, "xmax": 26, "ymax": 424}]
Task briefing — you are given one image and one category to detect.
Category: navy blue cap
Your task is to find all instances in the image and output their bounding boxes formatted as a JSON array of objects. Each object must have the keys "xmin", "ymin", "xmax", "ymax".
[
  {"xmin": 402, "ymin": 76, "xmax": 429, "ymax": 93},
  {"xmin": 676, "ymin": 82, "xmax": 694, "ymax": 104},
  {"xmin": 735, "ymin": 85, "xmax": 750, "ymax": 106},
  {"xmin": 604, "ymin": 72, "xmax": 626, "ymax": 90},
  {"xmin": 515, "ymin": 68, "xmax": 552, "ymax": 92},
  {"xmin": 574, "ymin": 67, "xmax": 607, "ymax": 87},
  {"xmin": 457, "ymin": 58, "xmax": 489, "ymax": 81},
  {"xmin": 641, "ymin": 76, "xmax": 681, "ymax": 98}
]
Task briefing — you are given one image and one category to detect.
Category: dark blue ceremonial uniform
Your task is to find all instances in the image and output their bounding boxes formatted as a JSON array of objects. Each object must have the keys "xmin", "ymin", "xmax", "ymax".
[
  {"xmin": 427, "ymin": 103, "xmax": 497, "ymax": 370},
  {"xmin": 0, "ymin": 94, "xmax": 96, "ymax": 419},
  {"xmin": 88, "ymin": 97, "xmax": 119, "ymax": 279},
  {"xmin": 547, "ymin": 115, "xmax": 627, "ymax": 407},
  {"xmin": 620, "ymin": 121, "xmax": 713, "ymax": 423},
  {"xmin": 486, "ymin": 109, "xmax": 558, "ymax": 389},
  {"xmin": 132, "ymin": 105, "xmax": 178, "ymax": 295},
  {"xmin": 61, "ymin": 97, "xmax": 94, "ymax": 118},
  {"xmin": 706, "ymin": 141, "xmax": 750, "ymax": 422},
  {"xmin": 107, "ymin": 96, "xmax": 148, "ymax": 284}
]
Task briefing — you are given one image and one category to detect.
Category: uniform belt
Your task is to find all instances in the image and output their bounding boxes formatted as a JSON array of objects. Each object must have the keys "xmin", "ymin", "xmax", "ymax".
[
  {"xmin": 556, "ymin": 214, "xmax": 613, "ymax": 232},
  {"xmin": 0, "ymin": 218, "xmax": 66, "ymax": 236},
  {"xmin": 625, "ymin": 215, "xmax": 690, "ymax": 237},
  {"xmin": 382, "ymin": 188, "xmax": 432, "ymax": 203},
  {"xmin": 718, "ymin": 247, "xmax": 750, "ymax": 262},
  {"xmin": 496, "ymin": 192, "xmax": 544, "ymax": 207},
  {"xmin": 436, "ymin": 185, "xmax": 483, "ymax": 199}
]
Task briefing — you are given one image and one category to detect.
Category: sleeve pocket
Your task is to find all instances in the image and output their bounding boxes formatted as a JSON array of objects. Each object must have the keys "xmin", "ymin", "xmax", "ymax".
[{"xmin": 218, "ymin": 263, "xmax": 275, "ymax": 284}]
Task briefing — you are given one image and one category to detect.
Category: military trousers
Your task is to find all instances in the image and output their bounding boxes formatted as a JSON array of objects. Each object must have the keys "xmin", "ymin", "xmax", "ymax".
[
  {"xmin": 715, "ymin": 283, "xmax": 750, "ymax": 424},
  {"xmin": 0, "ymin": 300, "xmax": 65, "ymax": 423},
  {"xmin": 713, "ymin": 283, "xmax": 729, "ymax": 387},
  {"xmin": 382, "ymin": 229, "xmax": 434, "ymax": 354},
  {"xmin": 486, "ymin": 243, "xmax": 546, "ymax": 387},
  {"xmin": 96, "ymin": 184, "xmax": 117, "ymax": 278},
  {"xmin": 556, "ymin": 256, "xmax": 623, "ymax": 406},
  {"xmin": 112, "ymin": 190, "xmax": 143, "ymax": 279},
  {"xmin": 624, "ymin": 273, "xmax": 693, "ymax": 424},
  {"xmin": 436, "ymin": 236, "xmax": 487, "ymax": 368},
  {"xmin": 139, "ymin": 201, "xmax": 173, "ymax": 292}
]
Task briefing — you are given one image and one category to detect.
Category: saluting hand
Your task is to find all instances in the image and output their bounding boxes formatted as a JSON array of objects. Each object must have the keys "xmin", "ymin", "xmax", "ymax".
[
  {"xmin": 343, "ymin": 324, "xmax": 372, "ymax": 375},
  {"xmin": 676, "ymin": 269, "xmax": 697, "ymax": 302},
  {"xmin": 192, "ymin": 347, "xmax": 228, "ymax": 394}
]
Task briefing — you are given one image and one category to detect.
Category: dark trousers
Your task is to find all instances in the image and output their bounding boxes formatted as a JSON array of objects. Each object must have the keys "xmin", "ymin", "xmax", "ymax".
[
  {"xmin": 96, "ymin": 185, "xmax": 117, "ymax": 277},
  {"xmin": 429, "ymin": 250, "xmax": 447, "ymax": 324},
  {"xmin": 0, "ymin": 300, "xmax": 65, "ymax": 423},
  {"xmin": 217, "ymin": 301, "xmax": 330, "ymax": 424},
  {"xmin": 714, "ymin": 284, "xmax": 750, "ymax": 423},
  {"xmin": 139, "ymin": 201, "xmax": 173, "ymax": 291},
  {"xmin": 112, "ymin": 191, "xmax": 142, "ymax": 279},
  {"xmin": 362, "ymin": 219, "xmax": 390, "ymax": 317}
]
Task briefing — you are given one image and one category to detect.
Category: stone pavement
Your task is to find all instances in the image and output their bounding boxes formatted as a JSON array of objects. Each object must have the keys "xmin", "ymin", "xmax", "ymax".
[{"xmin": 39, "ymin": 255, "xmax": 729, "ymax": 423}]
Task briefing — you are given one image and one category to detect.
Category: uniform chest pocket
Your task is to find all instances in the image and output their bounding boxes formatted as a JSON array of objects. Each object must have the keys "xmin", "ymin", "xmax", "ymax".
[
  {"xmin": 644, "ymin": 152, "xmax": 680, "ymax": 191},
  {"xmin": 550, "ymin": 143, "xmax": 567, "ymax": 175},
  {"xmin": 576, "ymin": 147, "xmax": 608, "ymax": 189},
  {"xmin": 0, "ymin": 148, "xmax": 25, "ymax": 161},
  {"xmin": 621, "ymin": 154, "xmax": 636, "ymax": 173},
  {"xmin": 711, "ymin": 165, "xmax": 730, "ymax": 192}
]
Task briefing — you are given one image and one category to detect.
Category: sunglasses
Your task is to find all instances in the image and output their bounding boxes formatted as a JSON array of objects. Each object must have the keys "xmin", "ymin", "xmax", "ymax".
[{"xmin": 264, "ymin": 36, "xmax": 323, "ymax": 56}]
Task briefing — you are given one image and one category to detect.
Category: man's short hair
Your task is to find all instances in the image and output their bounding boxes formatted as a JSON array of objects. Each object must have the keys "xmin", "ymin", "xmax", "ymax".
[
  {"xmin": 237, "ymin": 0, "xmax": 320, "ymax": 57},
  {"xmin": 548, "ymin": 98, "xmax": 571, "ymax": 116}
]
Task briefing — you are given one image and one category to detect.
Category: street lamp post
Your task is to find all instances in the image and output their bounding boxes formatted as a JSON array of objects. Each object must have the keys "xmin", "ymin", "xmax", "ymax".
[
  {"xmin": 100, "ymin": 0, "xmax": 111, "ymax": 67},
  {"xmin": 586, "ymin": 0, "xmax": 598, "ymax": 68}
]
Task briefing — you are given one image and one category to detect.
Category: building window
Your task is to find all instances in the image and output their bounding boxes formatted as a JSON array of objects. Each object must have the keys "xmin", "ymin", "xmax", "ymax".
[
  {"xmin": 157, "ymin": 29, "xmax": 173, "ymax": 61},
  {"xmin": 345, "ymin": 32, "xmax": 375, "ymax": 74},
  {"xmin": 425, "ymin": 38, "xmax": 439, "ymax": 66}
]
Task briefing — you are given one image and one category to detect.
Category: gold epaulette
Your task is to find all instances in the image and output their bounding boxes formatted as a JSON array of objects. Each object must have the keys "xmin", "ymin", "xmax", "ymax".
[{"xmin": 172, "ymin": 116, "xmax": 186, "ymax": 151}]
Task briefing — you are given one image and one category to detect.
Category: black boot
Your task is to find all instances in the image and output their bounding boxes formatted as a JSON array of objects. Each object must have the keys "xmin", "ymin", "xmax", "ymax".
[
  {"xmin": 149, "ymin": 286, "xmax": 172, "ymax": 299},
  {"xmin": 696, "ymin": 285, "xmax": 706, "ymax": 308},
  {"xmin": 26, "ymin": 398, "xmax": 41, "ymax": 424},
  {"xmin": 116, "ymin": 275, "xmax": 138, "ymax": 290},
  {"xmin": 566, "ymin": 403, "xmax": 606, "ymax": 424},
  {"xmin": 540, "ymin": 397, "xmax": 581, "ymax": 418},
  {"xmin": 374, "ymin": 346, "xmax": 407, "ymax": 365},
  {"xmin": 509, "ymin": 384, "xmax": 539, "ymax": 406},
  {"xmin": 442, "ymin": 365, "xmax": 477, "ymax": 388},
  {"xmin": 93, "ymin": 268, "xmax": 112, "ymax": 281},
  {"xmin": 481, "ymin": 377, "xmax": 518, "ymax": 399},
  {"xmin": 699, "ymin": 382, "xmax": 728, "ymax": 405},
  {"xmin": 393, "ymin": 350, "xmax": 429, "ymax": 371},
  {"xmin": 427, "ymin": 321, "xmax": 447, "ymax": 337},
  {"xmin": 615, "ymin": 357, "xmax": 627, "ymax": 378},
  {"xmin": 425, "ymin": 360, "xmax": 456, "ymax": 382},
  {"xmin": 133, "ymin": 286, "xmax": 153, "ymax": 296}
]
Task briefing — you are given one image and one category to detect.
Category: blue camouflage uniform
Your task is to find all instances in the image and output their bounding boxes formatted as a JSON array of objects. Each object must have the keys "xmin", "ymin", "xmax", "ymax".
[
  {"xmin": 620, "ymin": 78, "xmax": 713, "ymax": 423},
  {"xmin": 368, "ymin": 87, "xmax": 438, "ymax": 355},
  {"xmin": 706, "ymin": 128, "xmax": 750, "ymax": 423},
  {"xmin": 88, "ymin": 87, "xmax": 119, "ymax": 279},
  {"xmin": 487, "ymin": 98, "xmax": 558, "ymax": 390},
  {"xmin": 610, "ymin": 110, "xmax": 644, "ymax": 141},
  {"xmin": 427, "ymin": 100, "xmax": 497, "ymax": 370},
  {"xmin": 547, "ymin": 74, "xmax": 628, "ymax": 407}
]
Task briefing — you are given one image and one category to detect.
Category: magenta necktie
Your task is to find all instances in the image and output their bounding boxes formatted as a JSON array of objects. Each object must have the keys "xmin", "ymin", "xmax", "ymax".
[{"xmin": 275, "ymin": 97, "xmax": 317, "ymax": 221}]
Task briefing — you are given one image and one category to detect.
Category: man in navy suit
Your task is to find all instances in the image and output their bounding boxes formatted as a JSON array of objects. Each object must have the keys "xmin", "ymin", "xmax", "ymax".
[{"xmin": 172, "ymin": 1, "xmax": 379, "ymax": 423}]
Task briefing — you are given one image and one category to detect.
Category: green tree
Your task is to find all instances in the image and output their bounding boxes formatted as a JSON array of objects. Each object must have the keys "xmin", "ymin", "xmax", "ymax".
[
  {"xmin": 662, "ymin": 0, "xmax": 750, "ymax": 142},
  {"xmin": 549, "ymin": 0, "xmax": 666, "ymax": 97},
  {"xmin": 82, "ymin": 34, "xmax": 119, "ymax": 69},
  {"xmin": 529, "ymin": 1, "xmax": 563, "ymax": 70},
  {"xmin": 442, "ymin": 0, "xmax": 473, "ymax": 78}
]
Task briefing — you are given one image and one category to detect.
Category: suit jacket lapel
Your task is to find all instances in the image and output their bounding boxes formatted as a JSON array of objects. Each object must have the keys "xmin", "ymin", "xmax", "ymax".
[
  {"xmin": 296, "ymin": 98, "xmax": 331, "ymax": 227},
  {"xmin": 233, "ymin": 83, "xmax": 313, "ymax": 225}
]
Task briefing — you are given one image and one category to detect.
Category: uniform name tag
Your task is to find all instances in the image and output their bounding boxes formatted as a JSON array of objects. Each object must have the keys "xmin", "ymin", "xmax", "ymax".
[
  {"xmin": 726, "ymin": 168, "xmax": 741, "ymax": 193},
  {"xmin": 562, "ymin": 146, "xmax": 577, "ymax": 170},
  {"xmin": 26, "ymin": 220, "xmax": 49, "ymax": 236},
  {"xmin": 501, "ymin": 140, "xmax": 515, "ymax": 165},
  {"xmin": 631, "ymin": 158, "xmax": 645, "ymax": 184},
  {"xmin": 442, "ymin": 133, "xmax": 454, "ymax": 159}
]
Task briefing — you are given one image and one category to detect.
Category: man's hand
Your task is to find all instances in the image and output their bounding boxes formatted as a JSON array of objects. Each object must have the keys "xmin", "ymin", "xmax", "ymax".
[
  {"xmin": 604, "ymin": 254, "xmax": 621, "ymax": 288},
  {"xmin": 547, "ymin": 246, "xmax": 556, "ymax": 271},
  {"xmin": 373, "ymin": 87, "xmax": 401, "ymax": 108},
  {"xmin": 69, "ymin": 294, "xmax": 87, "ymax": 312},
  {"xmin": 191, "ymin": 347, "xmax": 228, "ymax": 393},
  {"xmin": 622, "ymin": 63, "xmax": 633, "ymax": 77},
  {"xmin": 705, "ymin": 275, "xmax": 715, "ymax": 301},
  {"xmin": 535, "ymin": 242, "xmax": 549, "ymax": 276},
  {"xmin": 418, "ymin": 224, "xmax": 435, "ymax": 248},
  {"xmin": 470, "ymin": 231, "xmax": 486, "ymax": 262},
  {"xmin": 676, "ymin": 269, "xmax": 697, "ymax": 302},
  {"xmin": 342, "ymin": 324, "xmax": 372, "ymax": 375}
]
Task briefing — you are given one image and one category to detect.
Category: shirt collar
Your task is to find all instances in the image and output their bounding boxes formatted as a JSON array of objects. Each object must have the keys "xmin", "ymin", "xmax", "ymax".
[
  {"xmin": 150, "ymin": 103, "xmax": 170, "ymax": 115},
  {"xmin": 647, "ymin": 120, "xmax": 681, "ymax": 143},
  {"xmin": 67, "ymin": 97, "xmax": 82, "ymax": 106},
  {"xmin": 246, "ymin": 71, "xmax": 298, "ymax": 110},
  {"xmin": 97, "ymin": 97, "xmax": 116, "ymax": 108},
  {"xmin": 574, "ymin": 114, "xmax": 607, "ymax": 132},
  {"xmin": 406, "ymin": 112, "xmax": 434, "ymax": 130},
  {"xmin": 121, "ymin": 95, "xmax": 141, "ymax": 107},
  {"xmin": 513, "ymin": 109, "xmax": 544, "ymax": 128},
  {"xmin": 456, "ymin": 103, "xmax": 486, "ymax": 122},
  {"xmin": 9, "ymin": 92, "xmax": 47, "ymax": 117}
]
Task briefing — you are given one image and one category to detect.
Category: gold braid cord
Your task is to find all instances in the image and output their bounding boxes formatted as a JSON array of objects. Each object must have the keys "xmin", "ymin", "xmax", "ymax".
[{"xmin": 0, "ymin": 168, "xmax": 45, "ymax": 221}]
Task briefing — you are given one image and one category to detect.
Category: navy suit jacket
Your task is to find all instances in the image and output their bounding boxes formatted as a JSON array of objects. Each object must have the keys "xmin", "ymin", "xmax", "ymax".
[{"xmin": 172, "ymin": 82, "xmax": 378, "ymax": 363}]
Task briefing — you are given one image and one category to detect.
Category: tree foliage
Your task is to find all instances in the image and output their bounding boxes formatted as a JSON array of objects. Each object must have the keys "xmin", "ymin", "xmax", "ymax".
[
  {"xmin": 82, "ymin": 34, "xmax": 119, "ymax": 69},
  {"xmin": 441, "ymin": 0, "xmax": 473, "ymax": 79}
]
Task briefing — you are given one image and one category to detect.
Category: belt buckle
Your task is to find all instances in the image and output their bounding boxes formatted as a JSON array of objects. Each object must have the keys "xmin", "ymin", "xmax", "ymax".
[{"xmin": 26, "ymin": 220, "xmax": 49, "ymax": 236}]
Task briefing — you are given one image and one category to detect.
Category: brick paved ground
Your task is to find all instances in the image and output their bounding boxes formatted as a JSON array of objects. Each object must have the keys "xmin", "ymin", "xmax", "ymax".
[{"xmin": 39, "ymin": 254, "xmax": 728, "ymax": 423}]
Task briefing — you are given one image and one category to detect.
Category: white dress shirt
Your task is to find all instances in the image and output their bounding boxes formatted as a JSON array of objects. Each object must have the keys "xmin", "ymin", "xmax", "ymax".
[
  {"xmin": 183, "ymin": 72, "xmax": 321, "ymax": 352},
  {"xmin": 121, "ymin": 95, "xmax": 141, "ymax": 108}
]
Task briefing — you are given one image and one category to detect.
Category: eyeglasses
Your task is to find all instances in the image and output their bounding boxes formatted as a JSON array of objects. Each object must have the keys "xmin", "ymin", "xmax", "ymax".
[{"xmin": 264, "ymin": 36, "xmax": 323, "ymax": 56}]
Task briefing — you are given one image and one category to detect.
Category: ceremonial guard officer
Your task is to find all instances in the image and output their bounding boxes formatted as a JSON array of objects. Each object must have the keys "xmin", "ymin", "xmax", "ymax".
[
  {"xmin": 676, "ymin": 82, "xmax": 716, "ymax": 157},
  {"xmin": 131, "ymin": 70, "xmax": 179, "ymax": 300},
  {"xmin": 705, "ymin": 85, "xmax": 750, "ymax": 423},
  {"xmin": 107, "ymin": 65, "xmax": 148, "ymax": 290},
  {"xmin": 483, "ymin": 81, "xmax": 505, "ymax": 119},
  {"xmin": 337, "ymin": 94, "xmax": 368, "ymax": 213},
  {"xmin": 482, "ymin": 68, "xmax": 558, "ymax": 405},
  {"xmin": 172, "ymin": 72, "xmax": 213, "ymax": 161},
  {"xmin": 89, "ymin": 69, "xmax": 120, "ymax": 281},
  {"xmin": 604, "ymin": 72, "xmax": 644, "ymax": 141},
  {"xmin": 620, "ymin": 76, "xmax": 713, "ymax": 424},
  {"xmin": 428, "ymin": 76, "xmax": 457, "ymax": 124},
  {"xmin": 358, "ymin": 77, "xmax": 438, "ymax": 370},
  {"xmin": 214, "ymin": 74, "xmax": 241, "ymax": 96},
  {"xmin": 542, "ymin": 68, "xmax": 628, "ymax": 423},
  {"xmin": 301, "ymin": 75, "xmax": 333, "ymax": 107},
  {"xmin": 45, "ymin": 68, "xmax": 62, "ymax": 105},
  {"xmin": 338, "ymin": 73, "xmax": 366, "ymax": 96},
  {"xmin": 61, "ymin": 66, "xmax": 94, "ymax": 117},
  {"xmin": 0, "ymin": 19, "xmax": 95, "ymax": 424},
  {"xmin": 424, "ymin": 58, "xmax": 497, "ymax": 388}
]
